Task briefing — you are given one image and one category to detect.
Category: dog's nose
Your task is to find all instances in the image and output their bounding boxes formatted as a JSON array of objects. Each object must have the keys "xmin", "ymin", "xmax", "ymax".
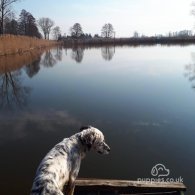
[{"xmin": 107, "ymin": 147, "xmax": 111, "ymax": 152}]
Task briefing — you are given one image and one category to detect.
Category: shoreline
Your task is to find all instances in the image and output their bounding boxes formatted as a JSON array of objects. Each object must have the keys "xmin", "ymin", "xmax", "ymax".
[
  {"xmin": 63, "ymin": 36, "xmax": 195, "ymax": 47},
  {"xmin": 1, "ymin": 35, "xmax": 195, "ymax": 57}
]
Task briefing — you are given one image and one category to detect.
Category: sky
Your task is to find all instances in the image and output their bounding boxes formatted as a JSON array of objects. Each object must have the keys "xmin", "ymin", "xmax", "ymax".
[{"xmin": 14, "ymin": 0, "xmax": 195, "ymax": 37}]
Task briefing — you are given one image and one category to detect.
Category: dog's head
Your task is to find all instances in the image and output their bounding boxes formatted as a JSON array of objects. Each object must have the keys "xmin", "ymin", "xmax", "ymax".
[{"xmin": 79, "ymin": 126, "xmax": 110, "ymax": 154}]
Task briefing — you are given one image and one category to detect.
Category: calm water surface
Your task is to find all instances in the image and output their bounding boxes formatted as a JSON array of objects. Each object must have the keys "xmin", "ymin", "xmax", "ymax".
[{"xmin": 0, "ymin": 45, "xmax": 195, "ymax": 194}]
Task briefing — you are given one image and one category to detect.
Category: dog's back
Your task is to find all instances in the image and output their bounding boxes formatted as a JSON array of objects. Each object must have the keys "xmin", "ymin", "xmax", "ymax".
[{"xmin": 31, "ymin": 141, "xmax": 71, "ymax": 195}]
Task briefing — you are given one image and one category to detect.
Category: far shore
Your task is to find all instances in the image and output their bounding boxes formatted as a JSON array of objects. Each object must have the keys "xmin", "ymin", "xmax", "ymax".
[
  {"xmin": 63, "ymin": 36, "xmax": 195, "ymax": 47},
  {"xmin": 1, "ymin": 35, "xmax": 195, "ymax": 57},
  {"xmin": 0, "ymin": 35, "xmax": 61, "ymax": 56}
]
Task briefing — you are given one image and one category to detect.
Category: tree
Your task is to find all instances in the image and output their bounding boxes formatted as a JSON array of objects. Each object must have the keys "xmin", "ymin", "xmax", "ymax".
[
  {"xmin": 70, "ymin": 23, "xmax": 83, "ymax": 38},
  {"xmin": 38, "ymin": 17, "xmax": 54, "ymax": 39},
  {"xmin": 25, "ymin": 13, "xmax": 41, "ymax": 37},
  {"xmin": 52, "ymin": 26, "xmax": 61, "ymax": 40},
  {"xmin": 18, "ymin": 9, "xmax": 41, "ymax": 38},
  {"xmin": 4, "ymin": 12, "xmax": 18, "ymax": 34},
  {"xmin": 94, "ymin": 34, "xmax": 100, "ymax": 38},
  {"xmin": 18, "ymin": 9, "xmax": 27, "ymax": 35},
  {"xmin": 101, "ymin": 23, "xmax": 114, "ymax": 38},
  {"xmin": 133, "ymin": 31, "xmax": 139, "ymax": 38},
  {"xmin": 0, "ymin": 0, "xmax": 20, "ymax": 34},
  {"xmin": 4, "ymin": 18, "xmax": 18, "ymax": 34}
]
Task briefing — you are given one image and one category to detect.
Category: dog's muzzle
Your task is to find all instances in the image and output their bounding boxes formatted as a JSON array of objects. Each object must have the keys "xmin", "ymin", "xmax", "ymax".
[{"xmin": 101, "ymin": 143, "xmax": 110, "ymax": 154}]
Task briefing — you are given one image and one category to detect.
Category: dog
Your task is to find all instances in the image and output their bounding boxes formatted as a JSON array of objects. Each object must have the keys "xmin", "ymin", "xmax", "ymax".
[{"xmin": 30, "ymin": 126, "xmax": 110, "ymax": 195}]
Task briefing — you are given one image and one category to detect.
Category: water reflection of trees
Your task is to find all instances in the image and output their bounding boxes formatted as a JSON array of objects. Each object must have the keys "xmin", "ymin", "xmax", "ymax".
[
  {"xmin": 25, "ymin": 58, "xmax": 41, "ymax": 78},
  {"xmin": 54, "ymin": 46, "xmax": 63, "ymax": 61},
  {"xmin": 69, "ymin": 46, "xmax": 116, "ymax": 62},
  {"xmin": 41, "ymin": 47, "xmax": 63, "ymax": 67},
  {"xmin": 0, "ymin": 47, "xmax": 64, "ymax": 110},
  {"xmin": 0, "ymin": 70, "xmax": 31, "ymax": 110},
  {"xmin": 0, "ymin": 50, "xmax": 44, "ymax": 109},
  {"xmin": 0, "ymin": 47, "xmax": 63, "ymax": 80},
  {"xmin": 42, "ymin": 50, "xmax": 57, "ymax": 67},
  {"xmin": 184, "ymin": 53, "xmax": 195, "ymax": 89},
  {"xmin": 0, "ymin": 50, "xmax": 44, "ymax": 75},
  {"xmin": 184, "ymin": 63, "xmax": 195, "ymax": 89},
  {"xmin": 71, "ymin": 47, "xmax": 84, "ymax": 63},
  {"xmin": 101, "ymin": 46, "xmax": 115, "ymax": 61}
]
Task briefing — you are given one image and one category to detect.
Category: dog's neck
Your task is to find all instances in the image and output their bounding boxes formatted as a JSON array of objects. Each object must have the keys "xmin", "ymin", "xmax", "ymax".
[{"xmin": 74, "ymin": 133, "xmax": 91, "ymax": 158}]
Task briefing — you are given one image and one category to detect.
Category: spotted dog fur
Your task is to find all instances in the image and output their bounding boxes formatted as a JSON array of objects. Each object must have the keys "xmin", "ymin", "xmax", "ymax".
[{"xmin": 30, "ymin": 126, "xmax": 110, "ymax": 195}]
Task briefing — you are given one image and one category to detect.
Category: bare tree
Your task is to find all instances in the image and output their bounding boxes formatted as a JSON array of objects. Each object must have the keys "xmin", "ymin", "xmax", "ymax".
[
  {"xmin": 52, "ymin": 26, "xmax": 61, "ymax": 40},
  {"xmin": 38, "ymin": 17, "xmax": 54, "ymax": 39},
  {"xmin": 70, "ymin": 23, "xmax": 83, "ymax": 38},
  {"xmin": 0, "ymin": 0, "xmax": 20, "ymax": 34},
  {"xmin": 101, "ymin": 23, "xmax": 114, "ymax": 38}
]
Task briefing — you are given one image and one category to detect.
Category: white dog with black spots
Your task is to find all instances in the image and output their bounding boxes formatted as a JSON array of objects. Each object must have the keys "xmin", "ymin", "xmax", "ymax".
[{"xmin": 30, "ymin": 126, "xmax": 110, "ymax": 195}]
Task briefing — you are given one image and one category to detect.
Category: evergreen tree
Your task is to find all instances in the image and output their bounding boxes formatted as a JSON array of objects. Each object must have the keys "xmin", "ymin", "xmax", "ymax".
[{"xmin": 18, "ymin": 9, "xmax": 41, "ymax": 38}]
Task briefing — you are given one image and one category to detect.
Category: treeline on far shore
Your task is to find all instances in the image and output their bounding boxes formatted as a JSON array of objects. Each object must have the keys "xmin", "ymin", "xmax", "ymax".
[
  {"xmin": 2, "ymin": 34, "xmax": 195, "ymax": 57},
  {"xmin": 62, "ymin": 36, "xmax": 195, "ymax": 48}
]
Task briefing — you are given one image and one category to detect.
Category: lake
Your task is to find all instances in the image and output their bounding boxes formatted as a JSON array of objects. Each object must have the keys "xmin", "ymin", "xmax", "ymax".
[{"xmin": 0, "ymin": 45, "xmax": 195, "ymax": 195}]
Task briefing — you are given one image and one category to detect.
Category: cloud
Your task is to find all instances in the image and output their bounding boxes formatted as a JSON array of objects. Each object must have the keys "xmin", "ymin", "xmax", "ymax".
[
  {"xmin": 0, "ymin": 110, "xmax": 81, "ymax": 143},
  {"xmin": 133, "ymin": 121, "xmax": 161, "ymax": 127}
]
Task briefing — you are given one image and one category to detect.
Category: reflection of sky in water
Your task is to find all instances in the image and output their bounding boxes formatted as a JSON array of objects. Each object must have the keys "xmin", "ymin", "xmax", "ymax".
[{"xmin": 0, "ymin": 45, "xmax": 195, "ymax": 194}]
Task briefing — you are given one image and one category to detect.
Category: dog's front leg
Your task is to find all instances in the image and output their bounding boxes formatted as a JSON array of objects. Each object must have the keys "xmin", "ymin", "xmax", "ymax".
[
  {"xmin": 66, "ymin": 177, "xmax": 75, "ymax": 195},
  {"xmin": 66, "ymin": 151, "xmax": 81, "ymax": 195}
]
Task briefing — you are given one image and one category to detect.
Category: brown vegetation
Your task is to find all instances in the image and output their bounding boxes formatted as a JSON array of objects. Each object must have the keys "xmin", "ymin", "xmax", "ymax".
[
  {"xmin": 0, "ymin": 35, "xmax": 61, "ymax": 56},
  {"xmin": 0, "ymin": 49, "xmax": 46, "ymax": 74}
]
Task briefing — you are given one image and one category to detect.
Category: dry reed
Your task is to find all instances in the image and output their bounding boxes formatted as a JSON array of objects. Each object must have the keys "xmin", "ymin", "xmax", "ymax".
[{"xmin": 0, "ymin": 34, "xmax": 60, "ymax": 56}]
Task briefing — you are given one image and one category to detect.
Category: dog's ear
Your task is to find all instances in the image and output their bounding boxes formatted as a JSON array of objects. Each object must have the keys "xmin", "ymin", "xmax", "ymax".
[
  {"xmin": 80, "ymin": 130, "xmax": 95, "ymax": 149},
  {"xmin": 80, "ymin": 125, "xmax": 92, "ymax": 132}
]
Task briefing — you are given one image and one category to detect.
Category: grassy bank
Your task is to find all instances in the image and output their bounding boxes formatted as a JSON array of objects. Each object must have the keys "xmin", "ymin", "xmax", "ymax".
[{"xmin": 0, "ymin": 35, "xmax": 61, "ymax": 56}]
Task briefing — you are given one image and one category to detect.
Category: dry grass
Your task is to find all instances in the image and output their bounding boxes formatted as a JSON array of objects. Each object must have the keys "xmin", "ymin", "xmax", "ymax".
[{"xmin": 0, "ymin": 34, "xmax": 60, "ymax": 56}]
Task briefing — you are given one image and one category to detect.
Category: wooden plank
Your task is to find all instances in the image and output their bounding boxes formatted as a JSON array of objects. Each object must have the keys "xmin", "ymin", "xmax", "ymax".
[
  {"xmin": 76, "ymin": 179, "xmax": 186, "ymax": 190},
  {"xmin": 74, "ymin": 179, "xmax": 186, "ymax": 195}
]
